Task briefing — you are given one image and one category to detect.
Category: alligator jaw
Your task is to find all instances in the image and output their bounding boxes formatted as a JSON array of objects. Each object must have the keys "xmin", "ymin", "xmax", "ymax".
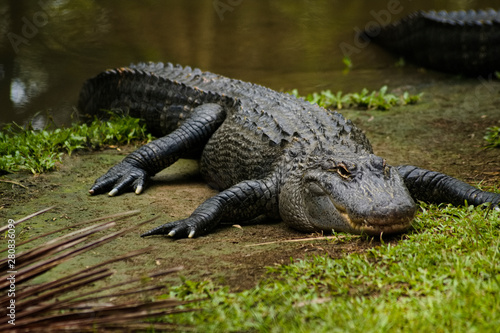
[
  {"xmin": 333, "ymin": 200, "xmax": 414, "ymax": 236},
  {"xmin": 348, "ymin": 216, "xmax": 413, "ymax": 236}
]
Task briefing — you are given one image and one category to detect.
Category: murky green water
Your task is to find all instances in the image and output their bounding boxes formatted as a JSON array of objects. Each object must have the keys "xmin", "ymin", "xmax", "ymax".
[{"xmin": 0, "ymin": 0, "xmax": 498, "ymax": 127}]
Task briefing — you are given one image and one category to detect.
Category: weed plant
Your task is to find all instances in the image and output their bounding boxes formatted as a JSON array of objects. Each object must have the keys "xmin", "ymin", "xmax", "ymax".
[
  {"xmin": 0, "ymin": 116, "xmax": 153, "ymax": 174},
  {"xmin": 289, "ymin": 86, "xmax": 423, "ymax": 111},
  {"xmin": 484, "ymin": 126, "xmax": 500, "ymax": 148}
]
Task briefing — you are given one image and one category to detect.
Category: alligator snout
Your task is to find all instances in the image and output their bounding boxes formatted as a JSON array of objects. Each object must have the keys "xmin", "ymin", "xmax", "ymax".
[{"xmin": 348, "ymin": 200, "xmax": 417, "ymax": 235}]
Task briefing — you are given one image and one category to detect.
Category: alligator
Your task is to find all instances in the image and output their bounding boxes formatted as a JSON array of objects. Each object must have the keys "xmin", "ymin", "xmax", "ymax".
[
  {"xmin": 78, "ymin": 62, "xmax": 500, "ymax": 238},
  {"xmin": 363, "ymin": 9, "xmax": 500, "ymax": 75}
]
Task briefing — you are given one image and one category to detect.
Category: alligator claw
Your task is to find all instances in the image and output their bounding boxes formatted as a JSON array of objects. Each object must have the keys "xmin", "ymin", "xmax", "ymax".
[
  {"xmin": 89, "ymin": 161, "xmax": 149, "ymax": 196},
  {"xmin": 108, "ymin": 188, "xmax": 119, "ymax": 197},
  {"xmin": 141, "ymin": 218, "xmax": 200, "ymax": 239},
  {"xmin": 135, "ymin": 184, "xmax": 144, "ymax": 195}
]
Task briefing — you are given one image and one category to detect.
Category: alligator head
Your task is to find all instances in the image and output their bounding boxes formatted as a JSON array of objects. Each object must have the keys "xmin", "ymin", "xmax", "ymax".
[{"xmin": 279, "ymin": 153, "xmax": 416, "ymax": 235}]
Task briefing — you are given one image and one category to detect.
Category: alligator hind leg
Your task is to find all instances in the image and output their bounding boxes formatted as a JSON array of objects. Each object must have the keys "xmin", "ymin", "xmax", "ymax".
[
  {"xmin": 89, "ymin": 103, "xmax": 226, "ymax": 196},
  {"xmin": 397, "ymin": 165, "xmax": 500, "ymax": 208},
  {"xmin": 141, "ymin": 177, "xmax": 279, "ymax": 238}
]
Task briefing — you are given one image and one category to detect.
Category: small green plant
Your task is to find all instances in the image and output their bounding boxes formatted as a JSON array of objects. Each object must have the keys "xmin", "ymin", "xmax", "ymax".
[
  {"xmin": 0, "ymin": 115, "xmax": 154, "ymax": 174},
  {"xmin": 290, "ymin": 86, "xmax": 422, "ymax": 111},
  {"xmin": 342, "ymin": 56, "xmax": 352, "ymax": 69},
  {"xmin": 484, "ymin": 126, "xmax": 500, "ymax": 148},
  {"xmin": 342, "ymin": 56, "xmax": 353, "ymax": 74},
  {"xmin": 395, "ymin": 57, "xmax": 406, "ymax": 67},
  {"xmin": 402, "ymin": 91, "xmax": 422, "ymax": 105}
]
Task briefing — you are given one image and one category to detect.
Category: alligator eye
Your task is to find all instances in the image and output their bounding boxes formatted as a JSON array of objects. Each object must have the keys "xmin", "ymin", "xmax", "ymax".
[{"xmin": 336, "ymin": 162, "xmax": 351, "ymax": 179}]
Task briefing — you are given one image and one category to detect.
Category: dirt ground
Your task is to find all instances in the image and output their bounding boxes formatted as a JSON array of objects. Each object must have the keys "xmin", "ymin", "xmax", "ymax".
[{"xmin": 1, "ymin": 77, "xmax": 499, "ymax": 294}]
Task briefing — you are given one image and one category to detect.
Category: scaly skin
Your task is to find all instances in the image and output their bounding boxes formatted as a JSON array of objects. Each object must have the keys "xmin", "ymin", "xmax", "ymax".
[
  {"xmin": 364, "ymin": 9, "xmax": 500, "ymax": 75},
  {"xmin": 78, "ymin": 62, "xmax": 500, "ymax": 238}
]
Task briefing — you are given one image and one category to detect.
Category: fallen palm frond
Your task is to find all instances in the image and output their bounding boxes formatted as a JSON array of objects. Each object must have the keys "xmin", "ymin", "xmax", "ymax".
[
  {"xmin": 0, "ymin": 206, "xmax": 56, "ymax": 234},
  {"xmin": 0, "ymin": 208, "xmax": 199, "ymax": 332},
  {"xmin": 0, "ymin": 209, "xmax": 141, "ymax": 252}
]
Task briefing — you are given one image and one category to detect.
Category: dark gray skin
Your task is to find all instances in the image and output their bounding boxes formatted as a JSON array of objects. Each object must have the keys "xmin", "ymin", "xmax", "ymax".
[
  {"xmin": 78, "ymin": 63, "xmax": 500, "ymax": 238},
  {"xmin": 363, "ymin": 9, "xmax": 500, "ymax": 75}
]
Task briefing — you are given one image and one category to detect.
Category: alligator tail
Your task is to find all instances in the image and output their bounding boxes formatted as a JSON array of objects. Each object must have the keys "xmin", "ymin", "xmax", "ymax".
[
  {"xmin": 397, "ymin": 165, "xmax": 500, "ymax": 208},
  {"xmin": 77, "ymin": 67, "xmax": 235, "ymax": 137}
]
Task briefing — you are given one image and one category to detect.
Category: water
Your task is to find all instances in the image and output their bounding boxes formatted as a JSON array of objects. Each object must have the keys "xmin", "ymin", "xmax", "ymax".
[{"xmin": 0, "ymin": 0, "xmax": 498, "ymax": 128}]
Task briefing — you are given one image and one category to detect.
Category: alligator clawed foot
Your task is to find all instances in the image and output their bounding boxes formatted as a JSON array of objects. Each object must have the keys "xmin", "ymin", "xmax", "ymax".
[
  {"xmin": 141, "ymin": 219, "xmax": 198, "ymax": 239},
  {"xmin": 89, "ymin": 161, "xmax": 149, "ymax": 196}
]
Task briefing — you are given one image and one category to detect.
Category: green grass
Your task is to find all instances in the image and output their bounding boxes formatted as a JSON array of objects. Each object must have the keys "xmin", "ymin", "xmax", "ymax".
[
  {"xmin": 289, "ymin": 86, "xmax": 423, "ymax": 111},
  {"xmin": 484, "ymin": 126, "xmax": 500, "ymax": 148},
  {"xmin": 158, "ymin": 203, "xmax": 500, "ymax": 332},
  {"xmin": 0, "ymin": 115, "xmax": 153, "ymax": 174}
]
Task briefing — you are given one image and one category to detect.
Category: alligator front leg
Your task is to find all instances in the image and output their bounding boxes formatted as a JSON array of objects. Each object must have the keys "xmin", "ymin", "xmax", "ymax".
[
  {"xmin": 141, "ymin": 178, "xmax": 278, "ymax": 238},
  {"xmin": 397, "ymin": 165, "xmax": 500, "ymax": 207},
  {"xmin": 89, "ymin": 103, "xmax": 226, "ymax": 196}
]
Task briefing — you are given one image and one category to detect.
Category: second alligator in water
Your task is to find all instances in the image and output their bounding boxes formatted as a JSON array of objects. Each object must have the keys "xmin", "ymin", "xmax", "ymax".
[
  {"xmin": 364, "ymin": 9, "xmax": 500, "ymax": 75},
  {"xmin": 79, "ymin": 62, "xmax": 500, "ymax": 238}
]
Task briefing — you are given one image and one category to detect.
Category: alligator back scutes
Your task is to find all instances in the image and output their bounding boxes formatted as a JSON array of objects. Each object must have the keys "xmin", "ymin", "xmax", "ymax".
[
  {"xmin": 422, "ymin": 9, "xmax": 500, "ymax": 25},
  {"xmin": 130, "ymin": 62, "xmax": 372, "ymax": 150}
]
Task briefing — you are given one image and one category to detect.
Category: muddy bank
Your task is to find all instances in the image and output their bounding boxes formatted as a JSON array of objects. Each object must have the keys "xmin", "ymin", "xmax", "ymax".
[{"xmin": 1, "ymin": 77, "xmax": 499, "ymax": 293}]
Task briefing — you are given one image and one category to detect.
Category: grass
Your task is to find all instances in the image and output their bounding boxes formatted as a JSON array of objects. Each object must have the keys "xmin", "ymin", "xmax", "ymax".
[
  {"xmin": 484, "ymin": 126, "xmax": 500, "ymax": 148},
  {"xmin": 0, "ymin": 115, "xmax": 153, "ymax": 174},
  {"xmin": 158, "ymin": 203, "xmax": 500, "ymax": 332},
  {"xmin": 289, "ymin": 86, "xmax": 423, "ymax": 111}
]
